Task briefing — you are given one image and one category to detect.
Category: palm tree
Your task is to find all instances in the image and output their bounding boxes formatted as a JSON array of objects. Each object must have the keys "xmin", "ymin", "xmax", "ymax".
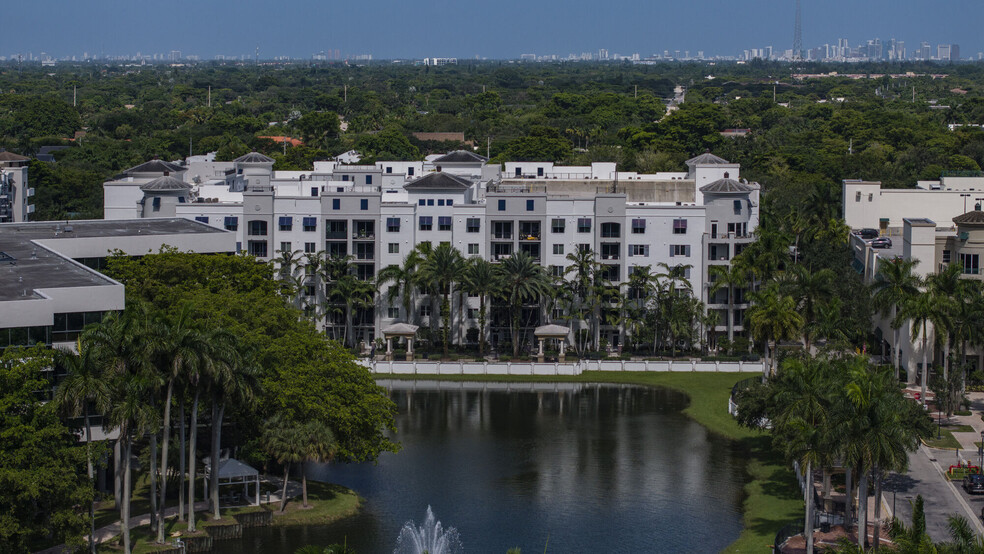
[
  {"xmin": 564, "ymin": 248, "xmax": 606, "ymax": 350},
  {"xmin": 297, "ymin": 420, "xmax": 337, "ymax": 508},
  {"xmin": 275, "ymin": 249, "xmax": 307, "ymax": 310},
  {"xmin": 147, "ymin": 306, "xmax": 210, "ymax": 543},
  {"xmin": 420, "ymin": 244, "xmax": 466, "ymax": 356},
  {"xmin": 262, "ymin": 414, "xmax": 305, "ymax": 513},
  {"xmin": 497, "ymin": 252, "xmax": 550, "ymax": 357},
  {"xmin": 871, "ymin": 258, "xmax": 921, "ymax": 381},
  {"xmin": 378, "ymin": 250, "xmax": 423, "ymax": 325},
  {"xmin": 326, "ymin": 261, "xmax": 375, "ymax": 348},
  {"xmin": 747, "ymin": 284, "xmax": 804, "ymax": 375},
  {"xmin": 786, "ymin": 264, "xmax": 836, "ymax": 351},
  {"xmin": 53, "ymin": 345, "xmax": 109, "ymax": 554},
  {"xmin": 463, "ymin": 258, "xmax": 500, "ymax": 356},
  {"xmin": 926, "ymin": 263, "xmax": 963, "ymax": 381},
  {"xmin": 708, "ymin": 264, "xmax": 746, "ymax": 343},
  {"xmin": 896, "ymin": 289, "xmax": 943, "ymax": 406}
]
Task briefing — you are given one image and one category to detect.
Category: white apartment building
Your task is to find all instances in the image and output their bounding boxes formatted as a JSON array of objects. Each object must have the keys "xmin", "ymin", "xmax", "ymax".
[
  {"xmin": 0, "ymin": 151, "xmax": 33, "ymax": 223},
  {"xmin": 103, "ymin": 151, "xmax": 760, "ymax": 349}
]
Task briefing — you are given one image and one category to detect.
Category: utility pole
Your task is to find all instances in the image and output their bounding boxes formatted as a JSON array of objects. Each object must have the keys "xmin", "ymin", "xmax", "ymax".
[
  {"xmin": 207, "ymin": 86, "xmax": 211, "ymax": 108},
  {"xmin": 487, "ymin": 136, "xmax": 490, "ymax": 159},
  {"xmin": 634, "ymin": 85, "xmax": 638, "ymax": 98},
  {"xmin": 73, "ymin": 85, "xmax": 76, "ymax": 107},
  {"xmin": 344, "ymin": 84, "xmax": 347, "ymax": 102}
]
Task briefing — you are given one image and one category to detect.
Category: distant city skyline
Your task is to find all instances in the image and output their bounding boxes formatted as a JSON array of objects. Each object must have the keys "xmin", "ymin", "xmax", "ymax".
[{"xmin": 1, "ymin": 0, "xmax": 982, "ymax": 62}]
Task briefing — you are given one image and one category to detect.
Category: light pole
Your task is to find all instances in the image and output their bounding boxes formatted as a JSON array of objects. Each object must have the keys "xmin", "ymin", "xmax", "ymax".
[
  {"xmin": 979, "ymin": 431, "xmax": 983, "ymax": 470},
  {"xmin": 961, "ymin": 193, "xmax": 971, "ymax": 213}
]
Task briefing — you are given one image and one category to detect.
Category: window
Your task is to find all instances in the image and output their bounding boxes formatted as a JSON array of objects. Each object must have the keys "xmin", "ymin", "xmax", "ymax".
[
  {"xmin": 492, "ymin": 221, "xmax": 512, "ymax": 239},
  {"xmin": 553, "ymin": 244, "xmax": 564, "ymax": 255},
  {"xmin": 304, "ymin": 285, "xmax": 316, "ymax": 297},
  {"xmin": 278, "ymin": 216, "xmax": 293, "ymax": 231},
  {"xmin": 332, "ymin": 198, "xmax": 340, "ymax": 210},
  {"xmin": 327, "ymin": 242, "xmax": 347, "ymax": 257},
  {"xmin": 600, "ymin": 243, "xmax": 619, "ymax": 260},
  {"xmin": 387, "ymin": 217, "xmax": 401, "ymax": 232},
  {"xmin": 427, "ymin": 199, "xmax": 435, "ymax": 206},
  {"xmin": 468, "ymin": 243, "xmax": 479, "ymax": 254},
  {"xmin": 280, "ymin": 241, "xmax": 291, "ymax": 252},
  {"xmin": 629, "ymin": 245, "xmax": 649, "ymax": 256},
  {"xmin": 388, "ymin": 307, "xmax": 400, "ymax": 318},
  {"xmin": 152, "ymin": 197, "xmax": 161, "ymax": 211},
  {"xmin": 550, "ymin": 265, "xmax": 564, "ymax": 277},
  {"xmin": 578, "ymin": 243, "xmax": 591, "ymax": 253},
  {"xmin": 868, "ymin": 193, "xmax": 873, "ymax": 202},
  {"xmin": 355, "ymin": 242, "xmax": 374, "ymax": 260},
  {"xmin": 178, "ymin": 196, "xmax": 185, "ymax": 203},
  {"xmin": 388, "ymin": 243, "xmax": 400, "ymax": 254},
  {"xmin": 419, "ymin": 241, "xmax": 431, "ymax": 250},
  {"xmin": 420, "ymin": 305, "xmax": 432, "ymax": 317},
  {"xmin": 302, "ymin": 217, "xmax": 317, "ymax": 232},
  {"xmin": 418, "ymin": 199, "xmax": 426, "ymax": 206},
  {"xmin": 537, "ymin": 167, "xmax": 544, "ymax": 177},
  {"xmin": 733, "ymin": 200, "xmax": 743, "ymax": 214},
  {"xmin": 602, "ymin": 264, "xmax": 619, "ymax": 281},
  {"xmin": 419, "ymin": 216, "xmax": 433, "ymax": 231},
  {"xmin": 856, "ymin": 191, "xmax": 862, "ymax": 202},
  {"xmin": 631, "ymin": 219, "xmax": 645, "ymax": 234},
  {"xmin": 386, "ymin": 167, "xmax": 393, "ymax": 174},
  {"xmin": 492, "ymin": 243, "xmax": 512, "ymax": 258},
  {"xmin": 342, "ymin": 175, "xmax": 349, "ymax": 181},
  {"xmin": 943, "ymin": 250, "xmax": 951, "ymax": 264},
  {"xmin": 600, "ymin": 222, "xmax": 620, "ymax": 238},
  {"xmin": 960, "ymin": 252, "xmax": 980, "ymax": 275},
  {"xmin": 311, "ymin": 187, "xmax": 318, "ymax": 197},
  {"xmin": 438, "ymin": 216, "xmax": 452, "ymax": 231},
  {"xmin": 673, "ymin": 219, "xmax": 687, "ymax": 234},
  {"xmin": 408, "ymin": 167, "xmax": 414, "ymax": 176},
  {"xmin": 670, "ymin": 245, "xmax": 691, "ymax": 257},
  {"xmin": 326, "ymin": 220, "xmax": 346, "ymax": 238},
  {"xmin": 195, "ymin": 216, "xmax": 209, "ymax": 224},
  {"xmin": 447, "ymin": 199, "xmax": 453, "ymax": 206},
  {"xmin": 727, "ymin": 222, "xmax": 747, "ymax": 237},
  {"xmin": 360, "ymin": 199, "xmax": 369, "ymax": 210},
  {"xmin": 577, "ymin": 218, "xmax": 592, "ymax": 233},
  {"xmin": 304, "ymin": 242, "xmax": 316, "ymax": 253},
  {"xmin": 438, "ymin": 199, "xmax": 445, "ymax": 206},
  {"xmin": 224, "ymin": 216, "xmax": 238, "ymax": 231},
  {"xmin": 466, "ymin": 218, "xmax": 480, "ymax": 233},
  {"xmin": 365, "ymin": 175, "xmax": 372, "ymax": 185},
  {"xmin": 468, "ymin": 309, "xmax": 478, "ymax": 319},
  {"xmin": 526, "ymin": 199, "xmax": 535, "ymax": 211},
  {"xmin": 552, "ymin": 219, "xmax": 565, "ymax": 233},
  {"xmin": 247, "ymin": 220, "xmax": 267, "ymax": 236},
  {"xmin": 498, "ymin": 199, "xmax": 506, "ymax": 211},
  {"xmin": 247, "ymin": 240, "xmax": 268, "ymax": 257}
]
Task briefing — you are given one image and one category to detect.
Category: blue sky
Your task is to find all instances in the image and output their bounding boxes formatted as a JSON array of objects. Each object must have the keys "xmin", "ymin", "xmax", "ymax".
[{"xmin": 4, "ymin": 0, "xmax": 983, "ymax": 60}]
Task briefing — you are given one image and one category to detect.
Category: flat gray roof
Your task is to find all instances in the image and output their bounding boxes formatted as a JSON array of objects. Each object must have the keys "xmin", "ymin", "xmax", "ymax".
[{"xmin": 0, "ymin": 218, "xmax": 224, "ymax": 302}]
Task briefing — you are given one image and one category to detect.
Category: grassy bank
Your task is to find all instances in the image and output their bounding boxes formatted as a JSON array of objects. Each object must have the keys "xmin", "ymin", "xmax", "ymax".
[
  {"xmin": 375, "ymin": 370, "xmax": 802, "ymax": 553},
  {"xmin": 97, "ymin": 482, "xmax": 360, "ymax": 553}
]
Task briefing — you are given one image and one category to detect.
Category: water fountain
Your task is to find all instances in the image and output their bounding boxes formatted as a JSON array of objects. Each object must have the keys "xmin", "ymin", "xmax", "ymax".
[{"xmin": 393, "ymin": 506, "xmax": 463, "ymax": 554}]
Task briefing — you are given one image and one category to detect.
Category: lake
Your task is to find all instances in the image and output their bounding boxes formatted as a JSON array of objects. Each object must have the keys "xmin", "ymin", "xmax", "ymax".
[{"xmin": 213, "ymin": 381, "xmax": 746, "ymax": 553}]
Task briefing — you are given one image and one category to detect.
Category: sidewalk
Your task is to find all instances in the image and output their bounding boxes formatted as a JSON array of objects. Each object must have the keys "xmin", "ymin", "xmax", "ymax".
[{"xmin": 948, "ymin": 392, "xmax": 984, "ymax": 453}]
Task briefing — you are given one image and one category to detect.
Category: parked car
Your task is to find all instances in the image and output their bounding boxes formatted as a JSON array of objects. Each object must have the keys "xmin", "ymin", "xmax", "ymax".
[
  {"xmin": 965, "ymin": 473, "xmax": 984, "ymax": 494},
  {"xmin": 871, "ymin": 237, "xmax": 893, "ymax": 249},
  {"xmin": 856, "ymin": 228, "xmax": 879, "ymax": 240}
]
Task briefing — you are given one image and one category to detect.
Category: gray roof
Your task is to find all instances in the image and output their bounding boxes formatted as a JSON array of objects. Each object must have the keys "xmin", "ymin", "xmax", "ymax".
[
  {"xmin": 685, "ymin": 152, "xmax": 730, "ymax": 166},
  {"xmin": 700, "ymin": 178, "xmax": 752, "ymax": 194},
  {"xmin": 214, "ymin": 458, "xmax": 258, "ymax": 479},
  {"xmin": 534, "ymin": 324, "xmax": 571, "ymax": 337},
  {"xmin": 382, "ymin": 322, "xmax": 419, "ymax": 336},
  {"xmin": 0, "ymin": 151, "xmax": 30, "ymax": 162},
  {"xmin": 234, "ymin": 152, "xmax": 275, "ymax": 164},
  {"xmin": 433, "ymin": 150, "xmax": 488, "ymax": 164},
  {"xmin": 954, "ymin": 210, "xmax": 984, "ymax": 225},
  {"xmin": 404, "ymin": 172, "xmax": 472, "ymax": 190},
  {"xmin": 124, "ymin": 159, "xmax": 186, "ymax": 175},
  {"xmin": 140, "ymin": 175, "xmax": 192, "ymax": 192}
]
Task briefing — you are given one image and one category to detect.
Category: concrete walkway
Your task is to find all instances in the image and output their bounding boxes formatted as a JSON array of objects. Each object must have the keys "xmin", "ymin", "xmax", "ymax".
[
  {"xmin": 948, "ymin": 392, "xmax": 984, "ymax": 453},
  {"xmin": 36, "ymin": 475, "xmax": 301, "ymax": 554}
]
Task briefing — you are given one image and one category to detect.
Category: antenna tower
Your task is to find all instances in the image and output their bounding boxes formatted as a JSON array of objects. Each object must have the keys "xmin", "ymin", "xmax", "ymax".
[{"xmin": 792, "ymin": 0, "xmax": 803, "ymax": 60}]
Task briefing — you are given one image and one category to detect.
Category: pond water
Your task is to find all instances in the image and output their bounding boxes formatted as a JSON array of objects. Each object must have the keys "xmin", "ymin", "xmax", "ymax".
[{"xmin": 213, "ymin": 382, "xmax": 746, "ymax": 553}]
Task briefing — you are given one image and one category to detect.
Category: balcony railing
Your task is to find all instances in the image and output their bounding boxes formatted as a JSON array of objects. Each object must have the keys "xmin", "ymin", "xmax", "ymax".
[
  {"xmin": 326, "ymin": 231, "xmax": 347, "ymax": 239},
  {"xmin": 352, "ymin": 233, "xmax": 375, "ymax": 240},
  {"xmin": 492, "ymin": 233, "xmax": 513, "ymax": 240}
]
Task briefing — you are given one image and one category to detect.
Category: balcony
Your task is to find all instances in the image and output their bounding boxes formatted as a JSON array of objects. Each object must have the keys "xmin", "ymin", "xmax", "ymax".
[
  {"xmin": 492, "ymin": 232, "xmax": 513, "ymax": 240},
  {"xmin": 352, "ymin": 232, "xmax": 375, "ymax": 240},
  {"xmin": 326, "ymin": 231, "xmax": 347, "ymax": 240}
]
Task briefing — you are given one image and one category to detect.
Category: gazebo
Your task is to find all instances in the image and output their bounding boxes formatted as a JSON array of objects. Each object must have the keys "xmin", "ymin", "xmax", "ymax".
[
  {"xmin": 382, "ymin": 322, "xmax": 419, "ymax": 361},
  {"xmin": 534, "ymin": 324, "xmax": 571, "ymax": 362},
  {"xmin": 203, "ymin": 458, "xmax": 261, "ymax": 507}
]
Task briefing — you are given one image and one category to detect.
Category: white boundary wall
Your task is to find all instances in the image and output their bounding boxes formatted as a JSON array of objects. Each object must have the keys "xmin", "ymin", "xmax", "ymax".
[{"xmin": 364, "ymin": 359, "xmax": 763, "ymax": 376}]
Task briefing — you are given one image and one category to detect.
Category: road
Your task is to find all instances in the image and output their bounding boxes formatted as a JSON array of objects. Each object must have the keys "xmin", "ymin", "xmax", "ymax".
[{"xmin": 887, "ymin": 446, "xmax": 984, "ymax": 542}]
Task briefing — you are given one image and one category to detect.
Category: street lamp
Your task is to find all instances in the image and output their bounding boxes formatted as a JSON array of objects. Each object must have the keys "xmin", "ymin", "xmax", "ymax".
[
  {"xmin": 961, "ymin": 193, "xmax": 971, "ymax": 213},
  {"xmin": 979, "ymin": 431, "xmax": 983, "ymax": 470}
]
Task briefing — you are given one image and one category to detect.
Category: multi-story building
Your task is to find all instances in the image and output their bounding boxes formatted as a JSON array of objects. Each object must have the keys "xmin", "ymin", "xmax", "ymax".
[
  {"xmin": 0, "ymin": 151, "xmax": 33, "ymax": 223},
  {"xmin": 104, "ymin": 151, "xmax": 760, "ymax": 350}
]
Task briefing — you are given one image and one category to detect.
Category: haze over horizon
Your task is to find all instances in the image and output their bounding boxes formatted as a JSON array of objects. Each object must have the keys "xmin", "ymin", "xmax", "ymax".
[{"xmin": 3, "ymin": 0, "xmax": 983, "ymax": 60}]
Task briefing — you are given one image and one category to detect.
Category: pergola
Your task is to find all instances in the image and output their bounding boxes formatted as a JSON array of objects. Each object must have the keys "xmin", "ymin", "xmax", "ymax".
[
  {"xmin": 534, "ymin": 324, "xmax": 571, "ymax": 362},
  {"xmin": 382, "ymin": 322, "xmax": 419, "ymax": 361},
  {"xmin": 203, "ymin": 458, "xmax": 261, "ymax": 507}
]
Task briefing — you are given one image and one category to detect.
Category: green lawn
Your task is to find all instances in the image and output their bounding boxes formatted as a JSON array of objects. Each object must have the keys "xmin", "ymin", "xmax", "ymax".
[
  {"xmin": 924, "ymin": 430, "xmax": 963, "ymax": 450},
  {"xmin": 375, "ymin": 371, "xmax": 802, "ymax": 553}
]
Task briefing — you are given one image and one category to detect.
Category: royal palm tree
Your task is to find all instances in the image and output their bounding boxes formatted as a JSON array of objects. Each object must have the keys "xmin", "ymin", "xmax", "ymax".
[
  {"xmin": 787, "ymin": 264, "xmax": 836, "ymax": 351},
  {"xmin": 871, "ymin": 258, "xmax": 921, "ymax": 380},
  {"xmin": 420, "ymin": 243, "xmax": 466, "ymax": 356},
  {"xmin": 275, "ymin": 249, "xmax": 307, "ymax": 310},
  {"xmin": 497, "ymin": 252, "xmax": 550, "ymax": 357},
  {"xmin": 463, "ymin": 258, "xmax": 500, "ymax": 356},
  {"xmin": 303, "ymin": 251, "xmax": 329, "ymax": 323},
  {"xmin": 378, "ymin": 250, "xmax": 423, "ymax": 325},
  {"xmin": 53, "ymin": 344, "xmax": 109, "ymax": 554},
  {"xmin": 747, "ymin": 284, "xmax": 804, "ymax": 375},
  {"xmin": 708, "ymin": 264, "xmax": 746, "ymax": 343},
  {"xmin": 896, "ymin": 289, "xmax": 944, "ymax": 406},
  {"xmin": 926, "ymin": 263, "xmax": 963, "ymax": 380}
]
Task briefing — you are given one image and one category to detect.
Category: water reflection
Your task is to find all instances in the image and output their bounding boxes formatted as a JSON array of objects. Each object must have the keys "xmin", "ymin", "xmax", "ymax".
[{"xmin": 213, "ymin": 384, "xmax": 745, "ymax": 554}]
